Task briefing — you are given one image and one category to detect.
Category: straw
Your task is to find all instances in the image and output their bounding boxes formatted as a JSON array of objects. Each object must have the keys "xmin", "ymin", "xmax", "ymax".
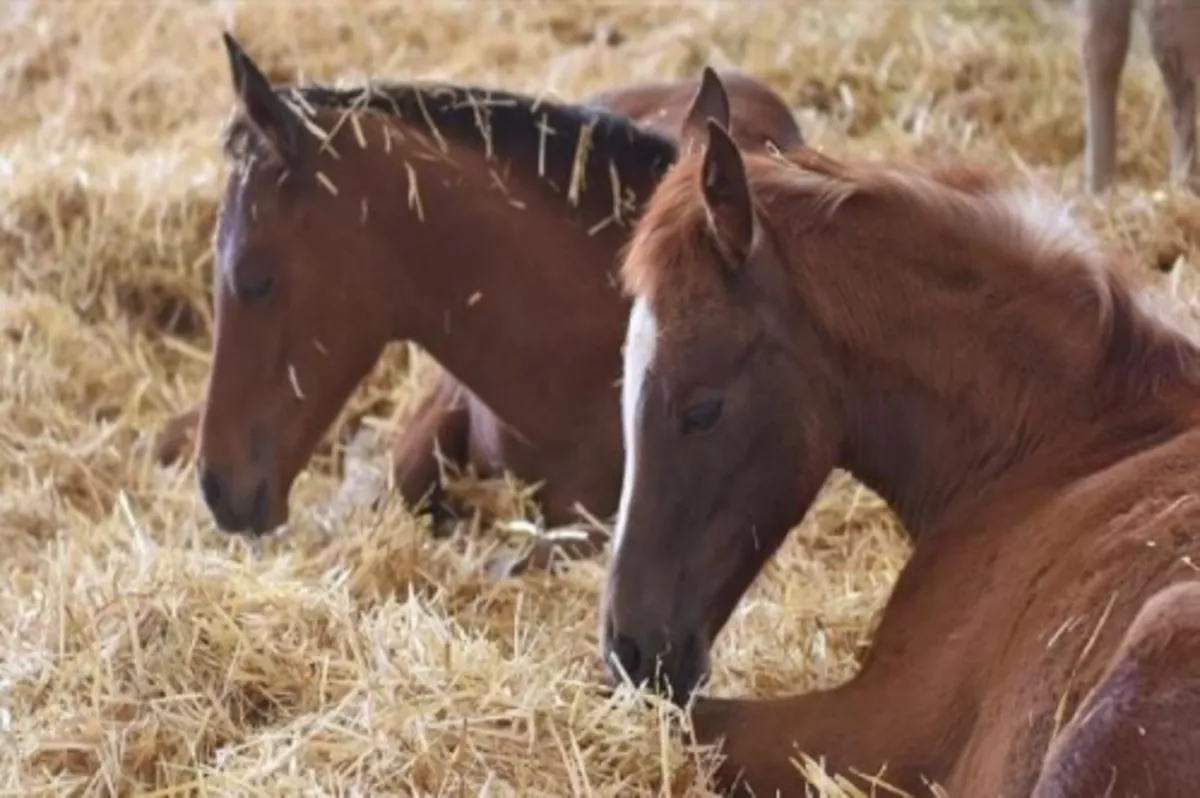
[{"xmin": 2, "ymin": 0, "xmax": 1199, "ymax": 795}]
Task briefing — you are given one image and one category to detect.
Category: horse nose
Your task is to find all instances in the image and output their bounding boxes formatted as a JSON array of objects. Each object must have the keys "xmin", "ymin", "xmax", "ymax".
[
  {"xmin": 199, "ymin": 466, "xmax": 224, "ymax": 510},
  {"xmin": 608, "ymin": 631, "xmax": 646, "ymax": 682},
  {"xmin": 604, "ymin": 625, "xmax": 709, "ymax": 705},
  {"xmin": 197, "ymin": 462, "xmax": 270, "ymax": 534}
]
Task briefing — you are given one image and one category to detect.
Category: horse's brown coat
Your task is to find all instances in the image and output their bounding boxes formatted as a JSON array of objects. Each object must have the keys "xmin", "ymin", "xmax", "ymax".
[
  {"xmin": 182, "ymin": 35, "xmax": 802, "ymax": 541},
  {"xmin": 189, "ymin": 35, "xmax": 802, "ymax": 538},
  {"xmin": 603, "ymin": 75, "xmax": 1200, "ymax": 796}
]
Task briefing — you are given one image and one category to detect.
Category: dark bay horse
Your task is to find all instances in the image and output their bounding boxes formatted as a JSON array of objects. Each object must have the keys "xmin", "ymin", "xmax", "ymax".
[
  {"xmin": 602, "ymin": 75, "xmax": 1200, "ymax": 796},
  {"xmin": 193, "ymin": 34, "xmax": 803, "ymax": 539}
]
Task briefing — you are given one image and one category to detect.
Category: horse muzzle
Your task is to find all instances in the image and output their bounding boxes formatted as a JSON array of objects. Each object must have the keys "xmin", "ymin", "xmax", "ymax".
[
  {"xmin": 197, "ymin": 460, "xmax": 282, "ymax": 535},
  {"xmin": 601, "ymin": 618, "xmax": 711, "ymax": 706}
]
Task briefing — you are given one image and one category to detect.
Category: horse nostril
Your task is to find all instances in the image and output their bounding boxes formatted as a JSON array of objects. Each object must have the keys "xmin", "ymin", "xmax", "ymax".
[
  {"xmin": 249, "ymin": 480, "xmax": 269, "ymax": 528},
  {"xmin": 199, "ymin": 468, "xmax": 223, "ymax": 509},
  {"xmin": 609, "ymin": 632, "xmax": 644, "ymax": 682}
]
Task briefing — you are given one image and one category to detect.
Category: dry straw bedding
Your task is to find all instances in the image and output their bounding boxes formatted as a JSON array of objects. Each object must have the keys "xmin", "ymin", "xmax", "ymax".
[{"xmin": 2, "ymin": 0, "xmax": 1200, "ymax": 795}]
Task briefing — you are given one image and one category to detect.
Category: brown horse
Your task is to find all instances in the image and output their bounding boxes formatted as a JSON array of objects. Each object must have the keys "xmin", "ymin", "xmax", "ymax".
[
  {"xmin": 1080, "ymin": 0, "xmax": 1200, "ymax": 192},
  {"xmin": 602, "ymin": 75, "xmax": 1200, "ymax": 796},
  {"xmin": 194, "ymin": 33, "xmax": 803, "ymax": 538}
]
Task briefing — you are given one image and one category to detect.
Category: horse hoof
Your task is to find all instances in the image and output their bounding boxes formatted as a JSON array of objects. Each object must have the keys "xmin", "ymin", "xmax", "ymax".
[
  {"xmin": 483, "ymin": 546, "xmax": 529, "ymax": 579},
  {"xmin": 153, "ymin": 409, "xmax": 199, "ymax": 466},
  {"xmin": 427, "ymin": 504, "xmax": 461, "ymax": 539},
  {"xmin": 482, "ymin": 536, "xmax": 562, "ymax": 578}
]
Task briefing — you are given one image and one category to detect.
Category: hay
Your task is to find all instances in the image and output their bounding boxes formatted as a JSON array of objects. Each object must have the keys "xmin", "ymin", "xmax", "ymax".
[{"xmin": 2, "ymin": 0, "xmax": 1199, "ymax": 794}]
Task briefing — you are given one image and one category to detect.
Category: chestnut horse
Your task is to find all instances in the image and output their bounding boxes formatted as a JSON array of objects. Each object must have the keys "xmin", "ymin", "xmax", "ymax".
[
  {"xmin": 1080, "ymin": 0, "xmax": 1199, "ymax": 192},
  {"xmin": 602, "ymin": 79, "xmax": 1200, "ymax": 796},
  {"xmin": 195, "ymin": 33, "xmax": 802, "ymax": 538}
]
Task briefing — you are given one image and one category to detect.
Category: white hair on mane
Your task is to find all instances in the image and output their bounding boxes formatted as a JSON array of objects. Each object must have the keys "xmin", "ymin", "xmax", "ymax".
[
  {"xmin": 987, "ymin": 186, "xmax": 1104, "ymax": 270},
  {"xmin": 988, "ymin": 183, "xmax": 1200, "ymax": 349},
  {"xmin": 762, "ymin": 149, "xmax": 1200, "ymax": 356}
]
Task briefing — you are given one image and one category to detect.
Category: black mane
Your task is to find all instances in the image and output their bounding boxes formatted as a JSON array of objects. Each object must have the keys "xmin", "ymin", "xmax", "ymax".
[{"xmin": 281, "ymin": 80, "xmax": 680, "ymax": 212}]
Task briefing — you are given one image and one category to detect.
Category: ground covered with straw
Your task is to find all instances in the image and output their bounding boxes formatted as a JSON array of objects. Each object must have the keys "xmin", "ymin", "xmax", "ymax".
[{"xmin": 3, "ymin": 1, "xmax": 1200, "ymax": 795}]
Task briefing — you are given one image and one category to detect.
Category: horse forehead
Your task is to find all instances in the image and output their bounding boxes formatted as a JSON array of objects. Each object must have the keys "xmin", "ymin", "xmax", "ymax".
[
  {"xmin": 624, "ymin": 297, "xmax": 659, "ymax": 378},
  {"xmin": 654, "ymin": 288, "xmax": 739, "ymax": 341},
  {"xmin": 217, "ymin": 156, "xmax": 287, "ymax": 246},
  {"xmin": 214, "ymin": 181, "xmax": 250, "ymax": 262},
  {"xmin": 614, "ymin": 296, "xmax": 658, "ymax": 554}
]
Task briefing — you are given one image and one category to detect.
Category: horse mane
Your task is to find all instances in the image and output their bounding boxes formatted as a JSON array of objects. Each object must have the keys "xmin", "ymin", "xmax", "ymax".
[
  {"xmin": 622, "ymin": 144, "xmax": 1200, "ymax": 400},
  {"xmin": 221, "ymin": 80, "xmax": 680, "ymax": 206}
]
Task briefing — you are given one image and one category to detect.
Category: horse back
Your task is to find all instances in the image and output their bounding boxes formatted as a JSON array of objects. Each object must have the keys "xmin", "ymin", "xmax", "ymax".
[
  {"xmin": 585, "ymin": 70, "xmax": 803, "ymax": 152},
  {"xmin": 1032, "ymin": 579, "xmax": 1200, "ymax": 797}
]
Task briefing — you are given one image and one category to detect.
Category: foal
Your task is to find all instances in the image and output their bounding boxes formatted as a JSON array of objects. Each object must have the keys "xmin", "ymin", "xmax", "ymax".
[
  {"xmin": 1080, "ymin": 0, "xmax": 1199, "ymax": 192},
  {"xmin": 195, "ymin": 36, "xmax": 802, "ymax": 538},
  {"xmin": 603, "ymin": 83, "xmax": 1200, "ymax": 795}
]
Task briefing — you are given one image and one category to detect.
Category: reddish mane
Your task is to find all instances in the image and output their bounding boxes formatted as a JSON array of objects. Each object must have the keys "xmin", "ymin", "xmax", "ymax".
[{"xmin": 621, "ymin": 143, "xmax": 1200, "ymax": 403}]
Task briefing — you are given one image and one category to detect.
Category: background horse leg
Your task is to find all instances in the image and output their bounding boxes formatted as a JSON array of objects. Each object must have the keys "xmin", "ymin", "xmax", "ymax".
[
  {"xmin": 1079, "ymin": 0, "xmax": 1133, "ymax": 192},
  {"xmin": 1162, "ymin": 70, "xmax": 1198, "ymax": 192},
  {"xmin": 389, "ymin": 370, "xmax": 470, "ymax": 537},
  {"xmin": 1145, "ymin": 2, "xmax": 1199, "ymax": 193},
  {"xmin": 1032, "ymin": 580, "xmax": 1200, "ymax": 798}
]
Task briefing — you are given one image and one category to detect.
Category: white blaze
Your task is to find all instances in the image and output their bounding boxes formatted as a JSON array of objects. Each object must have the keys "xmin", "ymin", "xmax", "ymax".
[{"xmin": 613, "ymin": 296, "xmax": 658, "ymax": 554}]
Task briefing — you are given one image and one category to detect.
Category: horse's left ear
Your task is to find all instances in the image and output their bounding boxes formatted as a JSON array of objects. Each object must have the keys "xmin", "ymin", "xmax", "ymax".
[
  {"xmin": 222, "ymin": 32, "xmax": 302, "ymax": 166},
  {"xmin": 681, "ymin": 67, "xmax": 731, "ymax": 155},
  {"xmin": 700, "ymin": 119, "xmax": 755, "ymax": 268}
]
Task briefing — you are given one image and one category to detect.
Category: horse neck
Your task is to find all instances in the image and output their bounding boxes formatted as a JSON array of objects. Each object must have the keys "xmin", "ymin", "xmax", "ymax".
[
  {"xmin": 339, "ymin": 100, "xmax": 670, "ymax": 444},
  {"xmin": 776, "ymin": 187, "xmax": 1200, "ymax": 536}
]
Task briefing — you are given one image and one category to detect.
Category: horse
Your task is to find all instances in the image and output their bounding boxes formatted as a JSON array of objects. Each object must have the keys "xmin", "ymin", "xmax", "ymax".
[
  {"xmin": 1080, "ymin": 0, "xmax": 1199, "ymax": 192},
  {"xmin": 192, "ymin": 33, "xmax": 804, "ymax": 544},
  {"xmin": 601, "ymin": 72, "xmax": 1200, "ymax": 796}
]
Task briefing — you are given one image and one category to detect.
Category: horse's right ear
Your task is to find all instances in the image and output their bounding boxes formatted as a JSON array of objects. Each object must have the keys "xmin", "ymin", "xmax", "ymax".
[
  {"xmin": 681, "ymin": 67, "xmax": 731, "ymax": 155},
  {"xmin": 700, "ymin": 119, "xmax": 755, "ymax": 269},
  {"xmin": 222, "ymin": 32, "xmax": 302, "ymax": 166}
]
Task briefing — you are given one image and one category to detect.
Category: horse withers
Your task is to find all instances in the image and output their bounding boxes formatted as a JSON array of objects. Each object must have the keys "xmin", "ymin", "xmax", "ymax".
[
  {"xmin": 188, "ymin": 34, "xmax": 803, "ymax": 544},
  {"xmin": 603, "ymin": 70, "xmax": 1200, "ymax": 796}
]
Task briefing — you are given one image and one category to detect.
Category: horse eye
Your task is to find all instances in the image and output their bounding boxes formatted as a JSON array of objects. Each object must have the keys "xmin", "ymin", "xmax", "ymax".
[
  {"xmin": 680, "ymin": 398, "xmax": 723, "ymax": 435},
  {"xmin": 238, "ymin": 274, "xmax": 275, "ymax": 302}
]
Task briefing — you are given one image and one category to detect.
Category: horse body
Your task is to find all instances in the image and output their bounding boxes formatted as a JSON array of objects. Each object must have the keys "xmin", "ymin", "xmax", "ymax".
[
  {"xmin": 684, "ymin": 377, "xmax": 1200, "ymax": 795},
  {"xmin": 1080, "ymin": 0, "xmax": 1200, "ymax": 192},
  {"xmin": 194, "ymin": 36, "xmax": 802, "ymax": 538},
  {"xmin": 692, "ymin": 438, "xmax": 1200, "ymax": 795},
  {"xmin": 586, "ymin": 69, "xmax": 800, "ymax": 152},
  {"xmin": 1033, "ymin": 579, "xmax": 1200, "ymax": 797},
  {"xmin": 822, "ymin": 424, "xmax": 1200, "ymax": 796},
  {"xmin": 602, "ymin": 75, "xmax": 1200, "ymax": 795}
]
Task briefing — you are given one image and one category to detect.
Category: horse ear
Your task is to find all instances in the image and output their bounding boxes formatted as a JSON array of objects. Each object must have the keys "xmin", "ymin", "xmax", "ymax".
[
  {"xmin": 681, "ymin": 67, "xmax": 731, "ymax": 154},
  {"xmin": 222, "ymin": 32, "xmax": 302, "ymax": 166},
  {"xmin": 700, "ymin": 119, "xmax": 755, "ymax": 268}
]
